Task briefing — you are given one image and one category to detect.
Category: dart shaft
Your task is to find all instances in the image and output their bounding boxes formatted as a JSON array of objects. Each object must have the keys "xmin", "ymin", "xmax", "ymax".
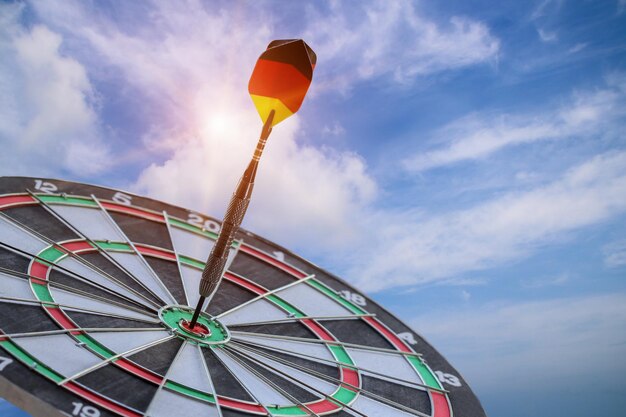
[
  {"xmin": 189, "ymin": 111, "xmax": 274, "ymax": 327},
  {"xmin": 189, "ymin": 296, "xmax": 205, "ymax": 328}
]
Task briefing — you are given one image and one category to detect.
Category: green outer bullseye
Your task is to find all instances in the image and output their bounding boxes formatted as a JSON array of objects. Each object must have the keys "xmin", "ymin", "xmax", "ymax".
[{"xmin": 158, "ymin": 305, "xmax": 230, "ymax": 346}]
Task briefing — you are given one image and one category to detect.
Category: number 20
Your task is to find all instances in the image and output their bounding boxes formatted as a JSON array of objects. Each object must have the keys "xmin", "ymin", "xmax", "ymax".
[{"xmin": 188, "ymin": 213, "xmax": 221, "ymax": 233}]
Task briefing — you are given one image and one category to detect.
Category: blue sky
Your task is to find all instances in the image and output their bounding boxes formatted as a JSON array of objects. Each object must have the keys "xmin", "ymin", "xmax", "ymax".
[{"xmin": 1, "ymin": 1, "xmax": 625, "ymax": 416}]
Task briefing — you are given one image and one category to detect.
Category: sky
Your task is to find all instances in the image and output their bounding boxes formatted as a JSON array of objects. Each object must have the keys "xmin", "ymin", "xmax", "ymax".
[{"xmin": 1, "ymin": 0, "xmax": 625, "ymax": 416}]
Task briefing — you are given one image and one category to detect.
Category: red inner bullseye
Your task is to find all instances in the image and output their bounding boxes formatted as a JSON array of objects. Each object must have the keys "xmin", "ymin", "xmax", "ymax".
[{"xmin": 180, "ymin": 320, "xmax": 211, "ymax": 337}]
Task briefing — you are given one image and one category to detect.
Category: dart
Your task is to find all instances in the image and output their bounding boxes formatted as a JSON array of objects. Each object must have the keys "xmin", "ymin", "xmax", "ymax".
[
  {"xmin": 1, "ymin": 30, "xmax": 483, "ymax": 417},
  {"xmin": 187, "ymin": 39, "xmax": 317, "ymax": 329}
]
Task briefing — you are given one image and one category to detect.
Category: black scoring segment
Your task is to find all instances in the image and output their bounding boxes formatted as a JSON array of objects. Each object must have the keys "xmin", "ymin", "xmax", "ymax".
[
  {"xmin": 48, "ymin": 269, "xmax": 144, "ymax": 312},
  {"xmin": 78, "ymin": 252, "xmax": 163, "ymax": 305},
  {"xmin": 221, "ymin": 409, "xmax": 259, "ymax": 417},
  {"xmin": 76, "ymin": 364, "xmax": 158, "ymax": 412},
  {"xmin": 127, "ymin": 337, "xmax": 183, "ymax": 376},
  {"xmin": 205, "ymin": 280, "xmax": 257, "ymax": 316},
  {"xmin": 228, "ymin": 252, "xmax": 295, "ymax": 290},
  {"xmin": 65, "ymin": 311, "xmax": 155, "ymax": 329},
  {"xmin": 0, "ymin": 246, "xmax": 30, "ymax": 273},
  {"xmin": 0, "ymin": 304, "xmax": 60, "ymax": 334},
  {"xmin": 230, "ymin": 322, "xmax": 317, "ymax": 339},
  {"xmin": 318, "ymin": 320, "xmax": 394, "ymax": 349},
  {"xmin": 233, "ymin": 340, "xmax": 339, "ymax": 380},
  {"xmin": 361, "ymin": 375, "xmax": 432, "ymax": 415},
  {"xmin": 143, "ymin": 256, "xmax": 187, "ymax": 305},
  {"xmin": 108, "ymin": 212, "xmax": 173, "ymax": 251},
  {"xmin": 2, "ymin": 205, "xmax": 79, "ymax": 243},
  {"xmin": 201, "ymin": 347, "xmax": 254, "ymax": 402},
  {"xmin": 230, "ymin": 348, "xmax": 322, "ymax": 403}
]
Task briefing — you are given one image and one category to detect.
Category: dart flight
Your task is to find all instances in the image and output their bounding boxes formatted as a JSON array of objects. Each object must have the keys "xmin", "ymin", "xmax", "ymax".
[{"xmin": 249, "ymin": 39, "xmax": 317, "ymax": 126}]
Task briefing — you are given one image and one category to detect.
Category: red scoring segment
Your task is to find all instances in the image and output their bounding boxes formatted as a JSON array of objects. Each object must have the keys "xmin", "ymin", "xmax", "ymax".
[
  {"xmin": 217, "ymin": 398, "xmax": 265, "ymax": 414},
  {"xmin": 0, "ymin": 194, "xmax": 165, "ymax": 223},
  {"xmin": 432, "ymin": 392, "xmax": 452, "ymax": 417},
  {"xmin": 134, "ymin": 244, "xmax": 176, "ymax": 260},
  {"xmin": 362, "ymin": 316, "xmax": 412, "ymax": 353},
  {"xmin": 224, "ymin": 272, "xmax": 267, "ymax": 295},
  {"xmin": 239, "ymin": 244, "xmax": 308, "ymax": 279},
  {"xmin": 0, "ymin": 195, "xmax": 37, "ymax": 210},
  {"xmin": 100, "ymin": 202, "xmax": 164, "ymax": 222},
  {"xmin": 115, "ymin": 360, "xmax": 162, "ymax": 384}
]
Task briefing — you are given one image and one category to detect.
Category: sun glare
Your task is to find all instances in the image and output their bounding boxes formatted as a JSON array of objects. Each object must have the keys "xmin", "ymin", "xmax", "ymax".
[{"xmin": 202, "ymin": 112, "xmax": 233, "ymax": 136}]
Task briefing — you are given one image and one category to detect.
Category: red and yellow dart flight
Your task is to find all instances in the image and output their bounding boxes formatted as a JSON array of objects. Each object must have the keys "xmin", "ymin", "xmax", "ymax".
[{"xmin": 248, "ymin": 39, "xmax": 317, "ymax": 126}]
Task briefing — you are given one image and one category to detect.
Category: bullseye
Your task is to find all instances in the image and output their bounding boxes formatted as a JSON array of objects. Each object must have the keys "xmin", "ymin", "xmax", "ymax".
[{"xmin": 180, "ymin": 319, "xmax": 211, "ymax": 337}]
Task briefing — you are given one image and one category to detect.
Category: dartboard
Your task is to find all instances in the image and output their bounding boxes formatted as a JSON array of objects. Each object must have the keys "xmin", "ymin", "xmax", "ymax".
[{"xmin": 0, "ymin": 176, "xmax": 486, "ymax": 417}]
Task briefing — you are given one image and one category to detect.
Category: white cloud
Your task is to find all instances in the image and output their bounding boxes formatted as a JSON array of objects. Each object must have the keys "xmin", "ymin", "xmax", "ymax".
[
  {"xmin": 567, "ymin": 42, "xmax": 588, "ymax": 54},
  {"xmin": 32, "ymin": 0, "xmax": 499, "ymax": 98},
  {"xmin": 134, "ymin": 116, "xmax": 377, "ymax": 249},
  {"xmin": 412, "ymin": 294, "xmax": 626, "ymax": 390},
  {"xmin": 0, "ymin": 3, "xmax": 109, "ymax": 177},
  {"xmin": 322, "ymin": 121, "xmax": 346, "ymax": 137},
  {"xmin": 530, "ymin": 0, "xmax": 554, "ymax": 20},
  {"xmin": 351, "ymin": 151, "xmax": 626, "ymax": 291},
  {"xmin": 520, "ymin": 272, "xmax": 569, "ymax": 288},
  {"xmin": 403, "ymin": 78, "xmax": 626, "ymax": 172},
  {"xmin": 603, "ymin": 240, "xmax": 626, "ymax": 268},
  {"xmin": 537, "ymin": 28, "xmax": 558, "ymax": 42},
  {"xmin": 302, "ymin": 0, "xmax": 499, "ymax": 90}
]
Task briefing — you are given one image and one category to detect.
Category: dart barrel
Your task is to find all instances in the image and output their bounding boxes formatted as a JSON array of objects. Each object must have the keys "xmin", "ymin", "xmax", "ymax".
[{"xmin": 199, "ymin": 194, "xmax": 249, "ymax": 297}]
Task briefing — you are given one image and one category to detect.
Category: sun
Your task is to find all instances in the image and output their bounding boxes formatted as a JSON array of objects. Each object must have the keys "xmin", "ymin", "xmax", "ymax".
[{"xmin": 201, "ymin": 111, "xmax": 235, "ymax": 136}]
